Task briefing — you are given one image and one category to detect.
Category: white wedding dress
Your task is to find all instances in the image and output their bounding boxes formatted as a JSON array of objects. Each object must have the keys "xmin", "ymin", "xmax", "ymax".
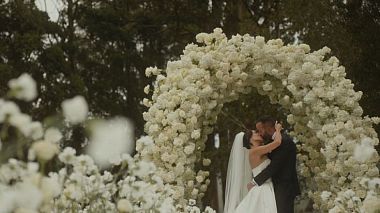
[
  {"xmin": 224, "ymin": 132, "xmax": 277, "ymax": 213},
  {"xmin": 234, "ymin": 158, "xmax": 277, "ymax": 213}
]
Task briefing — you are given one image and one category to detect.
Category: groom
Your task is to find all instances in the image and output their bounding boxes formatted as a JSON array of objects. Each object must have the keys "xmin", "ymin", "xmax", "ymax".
[{"xmin": 249, "ymin": 116, "xmax": 301, "ymax": 213}]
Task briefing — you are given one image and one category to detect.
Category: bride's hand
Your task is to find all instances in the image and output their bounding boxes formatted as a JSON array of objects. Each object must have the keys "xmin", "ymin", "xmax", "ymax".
[
  {"xmin": 275, "ymin": 121, "xmax": 282, "ymax": 132},
  {"xmin": 247, "ymin": 182, "xmax": 255, "ymax": 191}
]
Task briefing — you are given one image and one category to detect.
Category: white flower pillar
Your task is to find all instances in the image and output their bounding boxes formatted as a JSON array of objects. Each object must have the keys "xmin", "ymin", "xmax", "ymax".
[{"xmin": 139, "ymin": 28, "xmax": 380, "ymax": 211}]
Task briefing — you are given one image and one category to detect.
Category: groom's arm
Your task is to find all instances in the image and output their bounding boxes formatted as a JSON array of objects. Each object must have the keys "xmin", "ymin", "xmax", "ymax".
[{"xmin": 252, "ymin": 140, "xmax": 292, "ymax": 186}]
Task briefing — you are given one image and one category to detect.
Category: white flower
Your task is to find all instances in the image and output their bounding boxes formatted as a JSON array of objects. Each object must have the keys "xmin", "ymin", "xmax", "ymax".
[
  {"xmin": 200, "ymin": 184, "xmax": 208, "ymax": 192},
  {"xmin": 117, "ymin": 199, "xmax": 133, "ymax": 212},
  {"xmin": 158, "ymin": 197, "xmax": 175, "ymax": 212},
  {"xmin": 44, "ymin": 128, "xmax": 63, "ymax": 143},
  {"xmin": 362, "ymin": 194, "xmax": 380, "ymax": 213},
  {"xmin": 31, "ymin": 140, "xmax": 59, "ymax": 161},
  {"xmin": 12, "ymin": 183, "xmax": 43, "ymax": 211},
  {"xmin": 262, "ymin": 80, "xmax": 272, "ymax": 91},
  {"xmin": 191, "ymin": 188, "xmax": 199, "ymax": 197},
  {"xmin": 191, "ymin": 129, "xmax": 201, "ymax": 139},
  {"xmin": 353, "ymin": 137, "xmax": 376, "ymax": 163},
  {"xmin": 40, "ymin": 176, "xmax": 62, "ymax": 202},
  {"xmin": 136, "ymin": 136, "xmax": 154, "ymax": 152},
  {"xmin": 321, "ymin": 191, "xmax": 332, "ymax": 201},
  {"xmin": 202, "ymin": 159, "xmax": 211, "ymax": 166},
  {"xmin": 371, "ymin": 117, "xmax": 380, "ymax": 124},
  {"xmin": 188, "ymin": 199, "xmax": 196, "ymax": 206},
  {"xmin": 27, "ymin": 162, "xmax": 39, "ymax": 173},
  {"xmin": 134, "ymin": 161, "xmax": 156, "ymax": 178},
  {"xmin": 9, "ymin": 113, "xmax": 31, "ymax": 133},
  {"xmin": 367, "ymin": 178, "xmax": 380, "ymax": 190},
  {"xmin": 184, "ymin": 144, "xmax": 195, "ymax": 155},
  {"xmin": 144, "ymin": 85, "xmax": 150, "ymax": 94},
  {"xmin": 204, "ymin": 206, "xmax": 216, "ymax": 213},
  {"xmin": 0, "ymin": 101, "xmax": 20, "ymax": 122},
  {"xmin": 195, "ymin": 175, "xmax": 205, "ymax": 183},
  {"xmin": 58, "ymin": 147, "xmax": 76, "ymax": 164},
  {"xmin": 63, "ymin": 184, "xmax": 84, "ymax": 201},
  {"xmin": 9, "ymin": 115, "xmax": 43, "ymax": 139},
  {"xmin": 61, "ymin": 96, "xmax": 88, "ymax": 124},
  {"xmin": 8, "ymin": 73, "xmax": 37, "ymax": 101},
  {"xmin": 27, "ymin": 122, "xmax": 44, "ymax": 140},
  {"xmin": 86, "ymin": 117, "xmax": 134, "ymax": 168},
  {"xmin": 134, "ymin": 28, "xmax": 380, "ymax": 210},
  {"xmin": 145, "ymin": 66, "xmax": 161, "ymax": 77}
]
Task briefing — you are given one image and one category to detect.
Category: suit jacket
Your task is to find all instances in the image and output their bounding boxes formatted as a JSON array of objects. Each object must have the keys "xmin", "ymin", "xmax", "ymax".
[{"xmin": 253, "ymin": 133, "xmax": 301, "ymax": 213}]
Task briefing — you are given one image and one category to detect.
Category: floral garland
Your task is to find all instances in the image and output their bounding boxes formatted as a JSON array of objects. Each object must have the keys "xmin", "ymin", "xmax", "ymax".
[{"xmin": 140, "ymin": 28, "xmax": 380, "ymax": 211}]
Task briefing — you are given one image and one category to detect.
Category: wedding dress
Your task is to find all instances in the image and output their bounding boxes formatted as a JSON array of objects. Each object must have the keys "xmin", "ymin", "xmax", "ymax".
[
  {"xmin": 224, "ymin": 132, "xmax": 277, "ymax": 213},
  {"xmin": 234, "ymin": 158, "xmax": 277, "ymax": 213}
]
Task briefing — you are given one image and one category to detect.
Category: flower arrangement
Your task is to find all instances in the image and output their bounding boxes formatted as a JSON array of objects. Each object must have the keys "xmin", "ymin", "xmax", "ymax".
[
  {"xmin": 0, "ymin": 74, "xmax": 215, "ymax": 212},
  {"xmin": 140, "ymin": 28, "xmax": 380, "ymax": 211}
]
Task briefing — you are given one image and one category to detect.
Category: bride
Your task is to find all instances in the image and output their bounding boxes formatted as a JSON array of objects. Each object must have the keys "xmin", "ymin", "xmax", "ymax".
[{"xmin": 224, "ymin": 122, "xmax": 282, "ymax": 213}]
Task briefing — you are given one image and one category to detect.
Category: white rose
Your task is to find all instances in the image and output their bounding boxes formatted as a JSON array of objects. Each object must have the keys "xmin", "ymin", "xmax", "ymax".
[
  {"xmin": 173, "ymin": 138, "xmax": 184, "ymax": 146},
  {"xmin": 144, "ymin": 85, "xmax": 150, "ymax": 94},
  {"xmin": 61, "ymin": 96, "xmax": 88, "ymax": 124},
  {"xmin": 191, "ymin": 129, "xmax": 201, "ymax": 139},
  {"xmin": 0, "ymin": 101, "xmax": 20, "ymax": 122},
  {"xmin": 262, "ymin": 80, "xmax": 272, "ymax": 91},
  {"xmin": 142, "ymin": 98, "xmax": 152, "ymax": 107},
  {"xmin": 44, "ymin": 128, "xmax": 62, "ymax": 143},
  {"xmin": 195, "ymin": 175, "xmax": 204, "ymax": 183},
  {"xmin": 28, "ymin": 122, "xmax": 44, "ymax": 140},
  {"xmin": 86, "ymin": 117, "xmax": 134, "ymax": 168},
  {"xmin": 13, "ymin": 183, "xmax": 43, "ymax": 211},
  {"xmin": 191, "ymin": 188, "xmax": 199, "ymax": 197},
  {"xmin": 58, "ymin": 147, "xmax": 76, "ymax": 164},
  {"xmin": 202, "ymin": 159, "xmax": 211, "ymax": 166},
  {"xmin": 9, "ymin": 113, "xmax": 31, "ymax": 133},
  {"xmin": 117, "ymin": 199, "xmax": 133, "ymax": 212},
  {"xmin": 184, "ymin": 144, "xmax": 195, "ymax": 155},
  {"xmin": 63, "ymin": 184, "xmax": 83, "ymax": 201},
  {"xmin": 8, "ymin": 73, "xmax": 37, "ymax": 101},
  {"xmin": 188, "ymin": 199, "xmax": 196, "ymax": 206},
  {"xmin": 31, "ymin": 141, "xmax": 59, "ymax": 161},
  {"xmin": 200, "ymin": 184, "xmax": 208, "ymax": 192},
  {"xmin": 321, "ymin": 191, "xmax": 332, "ymax": 201},
  {"xmin": 353, "ymin": 138, "xmax": 376, "ymax": 163},
  {"xmin": 40, "ymin": 176, "xmax": 62, "ymax": 202},
  {"xmin": 362, "ymin": 194, "xmax": 380, "ymax": 213}
]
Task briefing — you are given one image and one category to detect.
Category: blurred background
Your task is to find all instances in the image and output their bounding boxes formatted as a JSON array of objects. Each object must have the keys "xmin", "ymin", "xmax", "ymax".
[{"xmin": 0, "ymin": 0, "xmax": 379, "ymax": 211}]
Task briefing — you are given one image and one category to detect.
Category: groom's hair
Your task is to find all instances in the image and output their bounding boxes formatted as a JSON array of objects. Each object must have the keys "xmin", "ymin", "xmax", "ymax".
[
  {"xmin": 256, "ymin": 116, "xmax": 276, "ymax": 128},
  {"xmin": 243, "ymin": 130, "xmax": 253, "ymax": 149}
]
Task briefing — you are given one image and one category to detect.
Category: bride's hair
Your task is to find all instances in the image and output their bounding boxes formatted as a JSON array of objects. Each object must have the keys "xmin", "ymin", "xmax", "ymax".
[{"xmin": 243, "ymin": 130, "xmax": 252, "ymax": 149}]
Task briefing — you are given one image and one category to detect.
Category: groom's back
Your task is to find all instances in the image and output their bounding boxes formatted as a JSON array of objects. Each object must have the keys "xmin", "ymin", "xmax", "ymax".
[{"xmin": 269, "ymin": 133, "xmax": 301, "ymax": 197}]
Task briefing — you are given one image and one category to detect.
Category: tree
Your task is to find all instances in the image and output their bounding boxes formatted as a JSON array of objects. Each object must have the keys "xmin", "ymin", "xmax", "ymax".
[{"xmin": 0, "ymin": 0, "xmax": 58, "ymax": 110}]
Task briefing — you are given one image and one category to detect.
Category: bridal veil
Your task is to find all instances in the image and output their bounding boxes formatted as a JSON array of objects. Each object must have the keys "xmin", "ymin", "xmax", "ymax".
[{"xmin": 223, "ymin": 132, "xmax": 252, "ymax": 213}]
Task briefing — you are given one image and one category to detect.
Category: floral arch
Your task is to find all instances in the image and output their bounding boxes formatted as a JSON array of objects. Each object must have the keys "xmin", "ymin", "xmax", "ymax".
[{"xmin": 138, "ymin": 28, "xmax": 380, "ymax": 212}]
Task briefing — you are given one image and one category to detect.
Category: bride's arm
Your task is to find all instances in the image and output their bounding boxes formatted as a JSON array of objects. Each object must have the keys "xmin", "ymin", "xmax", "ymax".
[{"xmin": 250, "ymin": 122, "xmax": 282, "ymax": 155}]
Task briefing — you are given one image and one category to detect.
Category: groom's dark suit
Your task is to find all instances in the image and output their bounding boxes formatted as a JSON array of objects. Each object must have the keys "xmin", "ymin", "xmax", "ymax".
[{"xmin": 253, "ymin": 133, "xmax": 301, "ymax": 213}]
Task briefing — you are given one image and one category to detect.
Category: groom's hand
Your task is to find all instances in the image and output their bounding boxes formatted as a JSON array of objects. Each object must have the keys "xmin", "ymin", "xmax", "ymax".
[{"xmin": 247, "ymin": 182, "xmax": 255, "ymax": 191}]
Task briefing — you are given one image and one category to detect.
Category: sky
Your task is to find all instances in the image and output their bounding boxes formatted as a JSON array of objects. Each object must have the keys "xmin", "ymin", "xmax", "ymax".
[{"xmin": 35, "ymin": 0, "xmax": 62, "ymax": 22}]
